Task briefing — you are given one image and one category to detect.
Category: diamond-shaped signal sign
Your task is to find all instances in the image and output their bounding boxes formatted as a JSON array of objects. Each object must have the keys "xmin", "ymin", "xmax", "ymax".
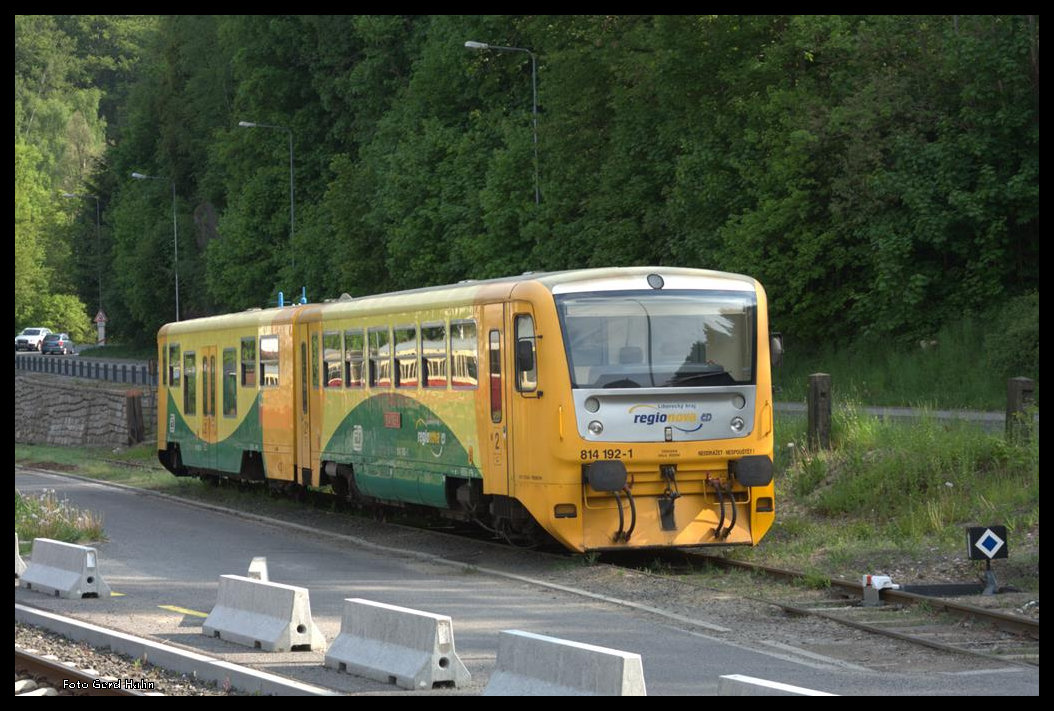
[{"xmin": 967, "ymin": 526, "xmax": 1009, "ymax": 561}]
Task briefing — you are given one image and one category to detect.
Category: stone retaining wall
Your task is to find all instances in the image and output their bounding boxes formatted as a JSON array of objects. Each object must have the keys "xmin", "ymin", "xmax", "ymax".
[{"xmin": 15, "ymin": 374, "xmax": 157, "ymax": 448}]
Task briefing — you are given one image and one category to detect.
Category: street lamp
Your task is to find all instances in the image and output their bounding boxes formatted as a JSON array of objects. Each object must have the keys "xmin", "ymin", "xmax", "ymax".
[
  {"xmin": 465, "ymin": 40, "xmax": 540, "ymax": 205},
  {"xmin": 238, "ymin": 120, "xmax": 296, "ymax": 271},
  {"xmin": 131, "ymin": 172, "xmax": 180, "ymax": 321},
  {"xmin": 61, "ymin": 192, "xmax": 102, "ymax": 316}
]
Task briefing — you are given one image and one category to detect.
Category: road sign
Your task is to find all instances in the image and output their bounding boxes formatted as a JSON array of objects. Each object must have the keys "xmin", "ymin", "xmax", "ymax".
[{"xmin": 967, "ymin": 526, "xmax": 1008, "ymax": 561}]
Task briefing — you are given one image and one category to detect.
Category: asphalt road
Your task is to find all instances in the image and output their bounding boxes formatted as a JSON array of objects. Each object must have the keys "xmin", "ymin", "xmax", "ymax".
[{"xmin": 14, "ymin": 469, "xmax": 1039, "ymax": 696}]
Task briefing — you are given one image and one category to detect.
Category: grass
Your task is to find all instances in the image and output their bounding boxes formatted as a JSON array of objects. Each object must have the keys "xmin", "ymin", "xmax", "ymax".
[
  {"xmin": 732, "ymin": 406, "xmax": 1040, "ymax": 592},
  {"xmin": 15, "ymin": 488, "xmax": 105, "ymax": 546},
  {"xmin": 16, "ymin": 405, "xmax": 1041, "ymax": 594},
  {"xmin": 15, "ymin": 442, "xmax": 330, "ymax": 520},
  {"xmin": 774, "ymin": 305, "xmax": 1039, "ymax": 410},
  {"xmin": 77, "ymin": 343, "xmax": 156, "ymax": 361}
]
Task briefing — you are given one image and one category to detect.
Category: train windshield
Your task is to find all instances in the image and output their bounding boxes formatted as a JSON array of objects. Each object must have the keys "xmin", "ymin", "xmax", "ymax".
[{"xmin": 556, "ymin": 290, "xmax": 756, "ymax": 389}]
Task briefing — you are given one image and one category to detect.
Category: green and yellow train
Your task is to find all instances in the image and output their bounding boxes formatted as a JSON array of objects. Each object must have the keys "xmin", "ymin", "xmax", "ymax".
[{"xmin": 157, "ymin": 267, "xmax": 778, "ymax": 552}]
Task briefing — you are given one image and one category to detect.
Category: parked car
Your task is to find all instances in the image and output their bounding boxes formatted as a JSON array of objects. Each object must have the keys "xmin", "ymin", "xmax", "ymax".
[
  {"xmin": 41, "ymin": 333, "xmax": 75, "ymax": 355},
  {"xmin": 15, "ymin": 327, "xmax": 52, "ymax": 351}
]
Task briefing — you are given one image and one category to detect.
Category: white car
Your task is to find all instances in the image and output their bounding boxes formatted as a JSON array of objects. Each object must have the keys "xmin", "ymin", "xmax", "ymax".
[{"xmin": 14, "ymin": 327, "xmax": 52, "ymax": 352}]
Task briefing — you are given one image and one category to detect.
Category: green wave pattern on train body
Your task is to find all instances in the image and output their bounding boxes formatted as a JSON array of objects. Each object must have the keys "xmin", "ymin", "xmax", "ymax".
[
  {"xmin": 164, "ymin": 391, "xmax": 264, "ymax": 473},
  {"xmin": 165, "ymin": 391, "xmax": 478, "ymax": 509},
  {"xmin": 321, "ymin": 393, "xmax": 480, "ymax": 508}
]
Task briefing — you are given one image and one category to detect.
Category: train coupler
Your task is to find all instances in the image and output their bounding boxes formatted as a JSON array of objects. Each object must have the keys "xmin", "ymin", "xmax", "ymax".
[
  {"xmin": 658, "ymin": 464, "xmax": 680, "ymax": 531},
  {"xmin": 706, "ymin": 478, "xmax": 738, "ymax": 540}
]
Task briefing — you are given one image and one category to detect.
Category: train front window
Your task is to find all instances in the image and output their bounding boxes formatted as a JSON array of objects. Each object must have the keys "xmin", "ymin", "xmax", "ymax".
[{"xmin": 556, "ymin": 290, "xmax": 756, "ymax": 389}]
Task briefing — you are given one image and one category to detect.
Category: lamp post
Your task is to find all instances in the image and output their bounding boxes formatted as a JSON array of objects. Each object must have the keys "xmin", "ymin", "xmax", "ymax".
[
  {"xmin": 131, "ymin": 172, "xmax": 179, "ymax": 321},
  {"xmin": 465, "ymin": 40, "xmax": 540, "ymax": 205},
  {"xmin": 61, "ymin": 192, "xmax": 102, "ymax": 315},
  {"xmin": 238, "ymin": 120, "xmax": 296, "ymax": 271}
]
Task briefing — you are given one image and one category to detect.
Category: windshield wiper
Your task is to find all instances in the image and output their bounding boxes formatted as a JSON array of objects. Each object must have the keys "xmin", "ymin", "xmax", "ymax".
[{"xmin": 667, "ymin": 370, "xmax": 733, "ymax": 386}]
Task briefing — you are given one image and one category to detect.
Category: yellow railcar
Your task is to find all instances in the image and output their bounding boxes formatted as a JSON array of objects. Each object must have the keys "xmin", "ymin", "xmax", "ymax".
[{"xmin": 158, "ymin": 267, "xmax": 777, "ymax": 551}]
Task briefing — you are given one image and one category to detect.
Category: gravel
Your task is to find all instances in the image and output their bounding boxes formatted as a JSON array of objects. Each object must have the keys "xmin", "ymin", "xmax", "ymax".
[{"xmin": 15, "ymin": 623, "xmax": 238, "ymax": 696}]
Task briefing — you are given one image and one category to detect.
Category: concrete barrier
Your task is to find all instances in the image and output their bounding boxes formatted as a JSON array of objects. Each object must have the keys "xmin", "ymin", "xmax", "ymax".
[
  {"xmin": 247, "ymin": 556, "xmax": 269, "ymax": 581},
  {"xmin": 718, "ymin": 674, "xmax": 837, "ymax": 696},
  {"xmin": 16, "ymin": 604, "xmax": 336, "ymax": 696},
  {"xmin": 324, "ymin": 598, "xmax": 470, "ymax": 690},
  {"xmin": 202, "ymin": 575, "xmax": 325, "ymax": 652},
  {"xmin": 20, "ymin": 538, "xmax": 111, "ymax": 599},
  {"xmin": 15, "ymin": 533, "xmax": 28, "ymax": 578},
  {"xmin": 484, "ymin": 630, "xmax": 646, "ymax": 696}
]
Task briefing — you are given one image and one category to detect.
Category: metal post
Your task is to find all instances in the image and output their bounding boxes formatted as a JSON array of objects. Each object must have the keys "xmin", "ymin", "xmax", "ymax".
[
  {"xmin": 464, "ymin": 41, "xmax": 540, "ymax": 204},
  {"xmin": 171, "ymin": 180, "xmax": 179, "ymax": 322},
  {"xmin": 808, "ymin": 373, "xmax": 832, "ymax": 450}
]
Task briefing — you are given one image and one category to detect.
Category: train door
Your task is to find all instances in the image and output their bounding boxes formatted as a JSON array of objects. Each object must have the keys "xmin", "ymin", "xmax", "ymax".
[
  {"xmin": 200, "ymin": 345, "xmax": 217, "ymax": 471},
  {"xmin": 295, "ymin": 322, "xmax": 320, "ymax": 487},
  {"xmin": 482, "ymin": 303, "xmax": 511, "ymax": 496},
  {"xmin": 507, "ymin": 303, "xmax": 539, "ymax": 498}
]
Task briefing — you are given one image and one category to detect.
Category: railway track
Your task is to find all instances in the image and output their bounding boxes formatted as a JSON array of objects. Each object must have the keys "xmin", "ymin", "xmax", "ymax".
[
  {"xmin": 616, "ymin": 550, "xmax": 1040, "ymax": 668},
  {"xmin": 22, "ymin": 464, "xmax": 1041, "ymax": 673},
  {"xmin": 15, "ymin": 647, "xmax": 151, "ymax": 697}
]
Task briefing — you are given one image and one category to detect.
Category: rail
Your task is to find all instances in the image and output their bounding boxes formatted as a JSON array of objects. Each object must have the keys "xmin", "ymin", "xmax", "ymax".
[{"xmin": 15, "ymin": 647, "xmax": 150, "ymax": 697}]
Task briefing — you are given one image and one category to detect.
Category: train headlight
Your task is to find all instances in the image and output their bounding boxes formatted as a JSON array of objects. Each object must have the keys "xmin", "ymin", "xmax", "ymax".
[
  {"xmin": 584, "ymin": 397, "xmax": 600, "ymax": 413},
  {"xmin": 732, "ymin": 394, "xmax": 746, "ymax": 410},
  {"xmin": 730, "ymin": 416, "xmax": 745, "ymax": 433},
  {"xmin": 588, "ymin": 420, "xmax": 604, "ymax": 436}
]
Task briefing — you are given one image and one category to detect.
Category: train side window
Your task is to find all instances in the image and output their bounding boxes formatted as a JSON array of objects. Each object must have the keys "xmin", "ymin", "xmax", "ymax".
[
  {"xmin": 260, "ymin": 335, "xmax": 280, "ymax": 387},
  {"xmin": 241, "ymin": 338, "xmax": 256, "ymax": 388},
  {"xmin": 450, "ymin": 319, "xmax": 478, "ymax": 390},
  {"xmin": 169, "ymin": 344, "xmax": 181, "ymax": 387},
  {"xmin": 162, "ymin": 343, "xmax": 168, "ymax": 386},
  {"xmin": 184, "ymin": 352, "xmax": 196, "ymax": 414},
  {"xmin": 344, "ymin": 329, "xmax": 364, "ymax": 388},
  {"xmin": 489, "ymin": 330, "xmax": 502, "ymax": 423},
  {"xmin": 394, "ymin": 325, "xmax": 418, "ymax": 388},
  {"xmin": 222, "ymin": 348, "xmax": 237, "ymax": 417},
  {"xmin": 311, "ymin": 334, "xmax": 320, "ymax": 389},
  {"xmin": 323, "ymin": 331, "xmax": 343, "ymax": 388},
  {"xmin": 301, "ymin": 342, "xmax": 308, "ymax": 413},
  {"xmin": 206, "ymin": 354, "xmax": 216, "ymax": 417},
  {"xmin": 515, "ymin": 314, "xmax": 538, "ymax": 392},
  {"xmin": 421, "ymin": 322, "xmax": 447, "ymax": 388},
  {"xmin": 368, "ymin": 327, "xmax": 392, "ymax": 388},
  {"xmin": 201, "ymin": 355, "xmax": 210, "ymax": 416}
]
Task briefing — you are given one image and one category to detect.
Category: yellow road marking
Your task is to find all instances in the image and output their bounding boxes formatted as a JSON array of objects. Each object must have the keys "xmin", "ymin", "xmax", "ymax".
[
  {"xmin": 109, "ymin": 592, "xmax": 125, "ymax": 597},
  {"xmin": 158, "ymin": 604, "xmax": 208, "ymax": 618}
]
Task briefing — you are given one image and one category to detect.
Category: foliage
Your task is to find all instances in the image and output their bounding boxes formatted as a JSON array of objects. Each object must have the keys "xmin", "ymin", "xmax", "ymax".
[
  {"xmin": 15, "ymin": 15, "xmax": 1040, "ymax": 369},
  {"xmin": 15, "ymin": 15, "xmax": 154, "ymax": 335},
  {"xmin": 983, "ymin": 291, "xmax": 1039, "ymax": 381},
  {"xmin": 774, "ymin": 296, "xmax": 1040, "ymax": 410},
  {"xmin": 33, "ymin": 294, "xmax": 94, "ymax": 342},
  {"xmin": 15, "ymin": 488, "xmax": 105, "ymax": 545},
  {"xmin": 781, "ymin": 408, "xmax": 1039, "ymax": 546}
]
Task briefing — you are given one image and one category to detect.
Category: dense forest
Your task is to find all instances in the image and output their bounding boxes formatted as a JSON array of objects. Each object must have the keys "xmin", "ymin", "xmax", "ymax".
[{"xmin": 15, "ymin": 15, "xmax": 1039, "ymax": 360}]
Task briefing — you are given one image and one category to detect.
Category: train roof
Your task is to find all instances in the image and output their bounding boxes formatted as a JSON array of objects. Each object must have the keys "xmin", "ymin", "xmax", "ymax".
[{"xmin": 158, "ymin": 266, "xmax": 758, "ymax": 337}]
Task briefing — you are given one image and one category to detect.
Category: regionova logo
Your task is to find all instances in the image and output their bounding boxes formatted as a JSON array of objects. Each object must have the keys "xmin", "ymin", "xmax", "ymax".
[
  {"xmin": 628, "ymin": 404, "xmax": 712, "ymax": 433},
  {"xmin": 415, "ymin": 417, "xmax": 447, "ymax": 458}
]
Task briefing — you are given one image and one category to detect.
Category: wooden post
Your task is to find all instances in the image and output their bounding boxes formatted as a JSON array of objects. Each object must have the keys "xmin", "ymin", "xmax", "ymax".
[
  {"xmin": 126, "ymin": 390, "xmax": 144, "ymax": 445},
  {"xmin": 1006, "ymin": 377, "xmax": 1035, "ymax": 442},
  {"xmin": 808, "ymin": 373, "xmax": 832, "ymax": 450}
]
